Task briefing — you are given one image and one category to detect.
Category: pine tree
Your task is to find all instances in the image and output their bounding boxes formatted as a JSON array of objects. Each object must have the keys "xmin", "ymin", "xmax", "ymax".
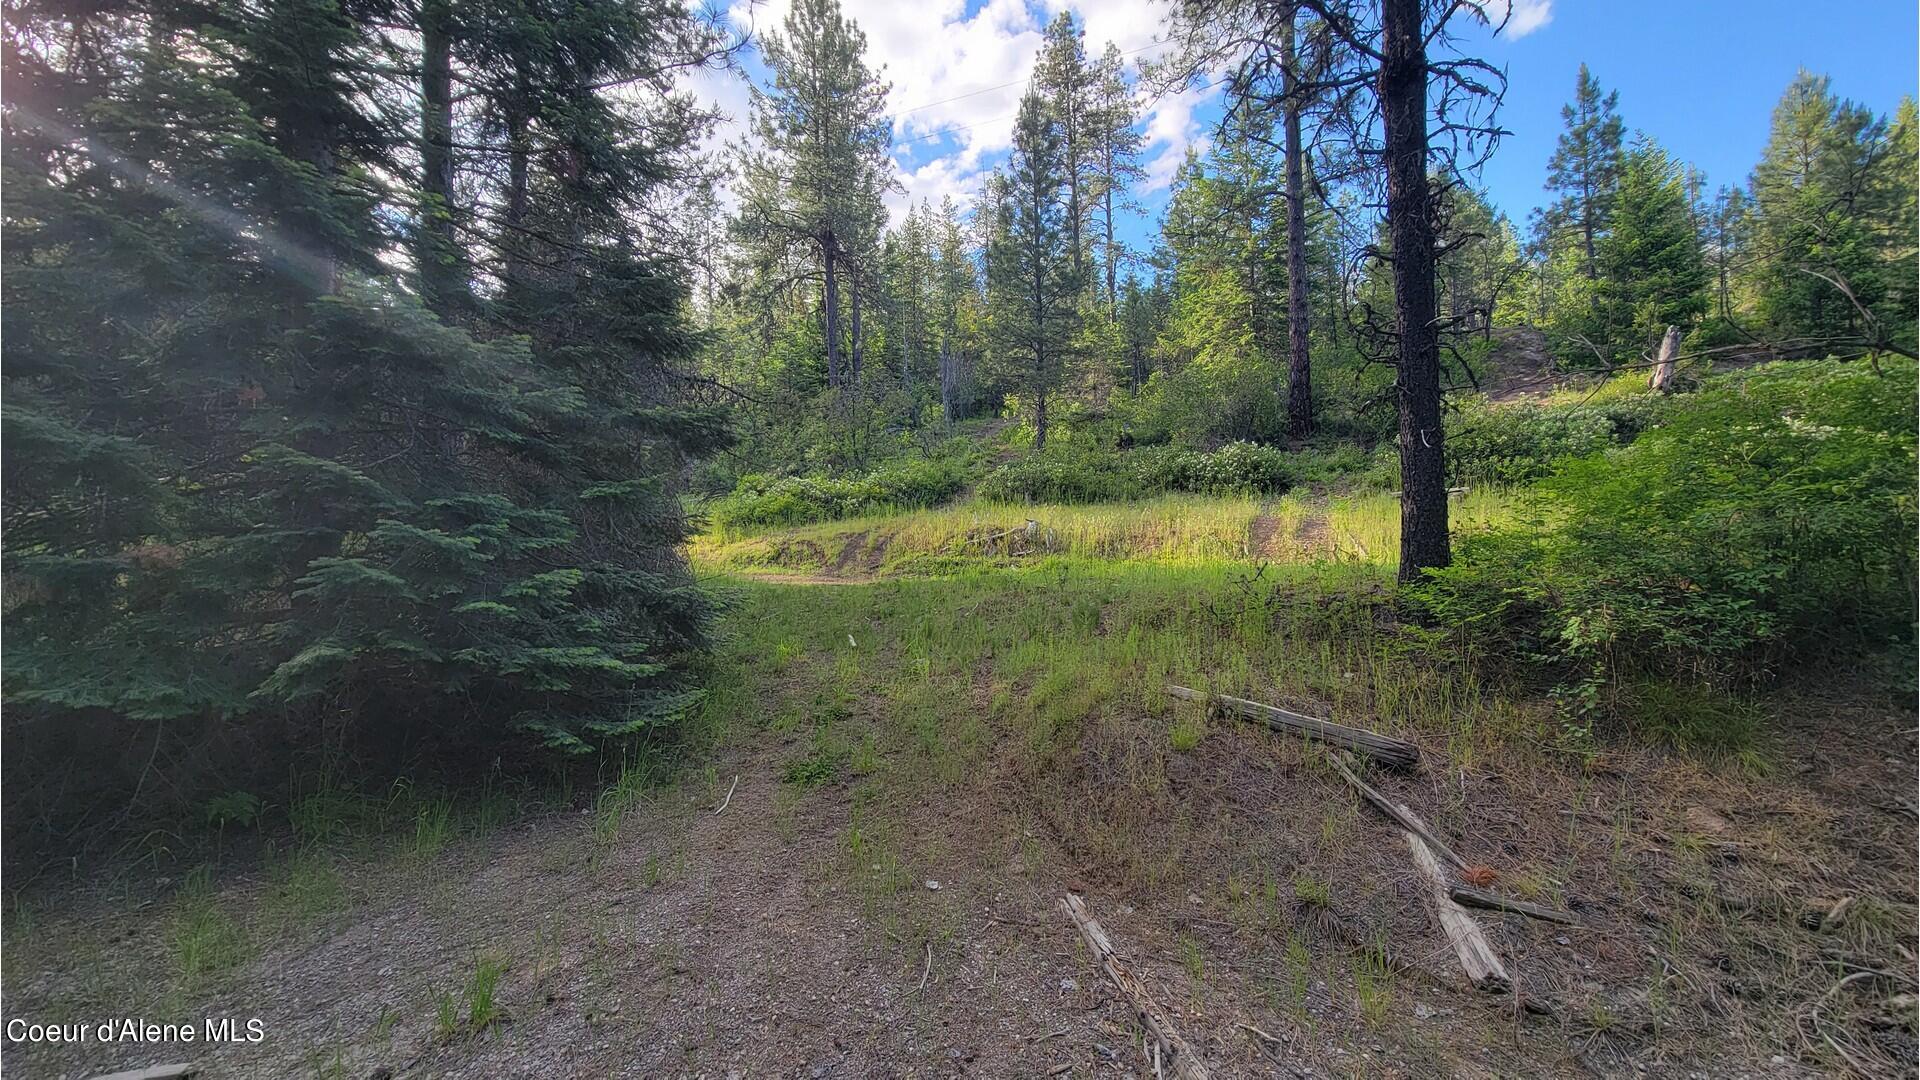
[
  {"xmin": 1745, "ymin": 71, "xmax": 1915, "ymax": 356},
  {"xmin": 1036, "ymin": 12, "xmax": 1098, "ymax": 289},
  {"xmin": 1089, "ymin": 42, "xmax": 1145, "ymax": 315},
  {"xmin": 735, "ymin": 0, "xmax": 893, "ymax": 389},
  {"xmin": 1543, "ymin": 64, "xmax": 1625, "ymax": 282},
  {"xmin": 988, "ymin": 89, "xmax": 1084, "ymax": 450},
  {"xmin": 1594, "ymin": 139, "xmax": 1709, "ymax": 358},
  {"xmin": 3, "ymin": 0, "xmax": 731, "ymax": 811},
  {"xmin": 932, "ymin": 197, "xmax": 979, "ymax": 422}
]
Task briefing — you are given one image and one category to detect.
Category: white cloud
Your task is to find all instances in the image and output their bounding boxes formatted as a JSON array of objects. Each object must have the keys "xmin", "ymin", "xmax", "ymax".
[
  {"xmin": 693, "ymin": 0, "xmax": 1217, "ymax": 228},
  {"xmin": 1488, "ymin": 0, "xmax": 1553, "ymax": 39},
  {"xmin": 1139, "ymin": 81, "xmax": 1217, "ymax": 193}
]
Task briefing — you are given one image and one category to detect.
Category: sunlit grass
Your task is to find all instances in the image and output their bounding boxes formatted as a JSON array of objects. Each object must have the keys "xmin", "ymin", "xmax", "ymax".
[
  {"xmin": 691, "ymin": 490, "xmax": 1524, "ymax": 576},
  {"xmin": 691, "ymin": 494, "xmax": 1265, "ymax": 572}
]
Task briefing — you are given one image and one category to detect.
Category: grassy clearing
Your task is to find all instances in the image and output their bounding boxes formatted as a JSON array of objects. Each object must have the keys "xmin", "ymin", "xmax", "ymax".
[
  {"xmin": 693, "ymin": 562, "xmax": 1914, "ymax": 1074},
  {"xmin": 697, "ymin": 560, "xmax": 1548, "ymax": 830},
  {"xmin": 691, "ymin": 489, "xmax": 1524, "ymax": 577},
  {"xmin": 693, "ymin": 494, "xmax": 1265, "ymax": 573}
]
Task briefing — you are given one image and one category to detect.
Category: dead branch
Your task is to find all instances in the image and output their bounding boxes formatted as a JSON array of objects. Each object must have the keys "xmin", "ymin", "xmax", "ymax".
[
  {"xmin": 1061, "ymin": 892, "xmax": 1211, "ymax": 1080},
  {"xmin": 1407, "ymin": 831, "xmax": 1511, "ymax": 993},
  {"xmin": 1326, "ymin": 754, "xmax": 1468, "ymax": 871},
  {"xmin": 1447, "ymin": 885, "xmax": 1575, "ymax": 926}
]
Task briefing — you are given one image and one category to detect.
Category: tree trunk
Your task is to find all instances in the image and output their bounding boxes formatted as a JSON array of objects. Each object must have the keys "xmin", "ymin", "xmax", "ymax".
[
  {"xmin": 1103, "ymin": 155, "xmax": 1119, "ymax": 316},
  {"xmin": 1381, "ymin": 0, "xmax": 1448, "ymax": 583},
  {"xmin": 502, "ymin": 57, "xmax": 532, "ymax": 306},
  {"xmin": 939, "ymin": 339, "xmax": 954, "ymax": 422},
  {"xmin": 1649, "ymin": 324, "xmax": 1681, "ymax": 392},
  {"xmin": 849, "ymin": 261, "xmax": 863, "ymax": 385},
  {"xmin": 418, "ymin": 0, "xmax": 463, "ymax": 316},
  {"xmin": 1282, "ymin": 15, "xmax": 1312, "ymax": 440},
  {"xmin": 823, "ymin": 233, "xmax": 842, "ymax": 387},
  {"xmin": 1034, "ymin": 386, "xmax": 1049, "ymax": 450}
]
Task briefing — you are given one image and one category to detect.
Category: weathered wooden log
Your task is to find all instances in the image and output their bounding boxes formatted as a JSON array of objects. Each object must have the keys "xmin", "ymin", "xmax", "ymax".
[
  {"xmin": 1407, "ymin": 832, "xmax": 1511, "ymax": 993},
  {"xmin": 1326, "ymin": 755, "xmax": 1468, "ymax": 871},
  {"xmin": 1165, "ymin": 685, "xmax": 1420, "ymax": 771},
  {"xmin": 1447, "ymin": 885, "xmax": 1576, "ymax": 926},
  {"xmin": 1061, "ymin": 892, "xmax": 1212, "ymax": 1080}
]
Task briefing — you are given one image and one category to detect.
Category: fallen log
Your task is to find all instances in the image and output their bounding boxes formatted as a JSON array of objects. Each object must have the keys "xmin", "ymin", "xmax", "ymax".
[
  {"xmin": 1326, "ymin": 754, "xmax": 1469, "ymax": 872},
  {"xmin": 1447, "ymin": 885, "xmax": 1575, "ymax": 926},
  {"xmin": 1407, "ymin": 832, "xmax": 1511, "ymax": 993},
  {"xmin": 1164, "ymin": 685, "xmax": 1420, "ymax": 770},
  {"xmin": 1060, "ymin": 892, "xmax": 1211, "ymax": 1080}
]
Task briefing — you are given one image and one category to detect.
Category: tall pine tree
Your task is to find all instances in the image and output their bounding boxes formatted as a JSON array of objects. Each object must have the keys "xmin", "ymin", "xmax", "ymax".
[{"xmin": 988, "ymin": 89, "xmax": 1084, "ymax": 450}]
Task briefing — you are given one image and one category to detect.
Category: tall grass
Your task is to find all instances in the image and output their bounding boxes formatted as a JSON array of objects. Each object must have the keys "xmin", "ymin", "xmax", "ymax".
[
  {"xmin": 691, "ymin": 494, "xmax": 1265, "ymax": 572},
  {"xmin": 691, "ymin": 490, "xmax": 1522, "ymax": 576}
]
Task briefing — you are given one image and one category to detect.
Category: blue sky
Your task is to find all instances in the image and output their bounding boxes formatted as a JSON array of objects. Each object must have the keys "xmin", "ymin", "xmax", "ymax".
[{"xmin": 699, "ymin": 0, "xmax": 1918, "ymax": 250}]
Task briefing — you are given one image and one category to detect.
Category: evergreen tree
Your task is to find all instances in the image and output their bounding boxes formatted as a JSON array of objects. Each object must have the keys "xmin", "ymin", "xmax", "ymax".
[
  {"xmin": 1089, "ymin": 42, "xmax": 1145, "ymax": 315},
  {"xmin": 987, "ymin": 89, "xmax": 1084, "ymax": 450},
  {"xmin": 1036, "ymin": 12, "xmax": 1098, "ymax": 289},
  {"xmin": 1543, "ymin": 64, "xmax": 1625, "ymax": 282},
  {"xmin": 735, "ymin": 0, "xmax": 892, "ymax": 388},
  {"xmin": 3, "ymin": 0, "xmax": 730, "ymax": 815},
  {"xmin": 1745, "ymin": 72, "xmax": 1915, "ymax": 356},
  {"xmin": 932, "ymin": 197, "xmax": 980, "ymax": 421},
  {"xmin": 1594, "ymin": 139, "xmax": 1709, "ymax": 358}
]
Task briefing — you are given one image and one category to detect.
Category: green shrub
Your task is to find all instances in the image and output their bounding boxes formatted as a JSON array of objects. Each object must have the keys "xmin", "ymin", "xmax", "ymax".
[
  {"xmin": 1419, "ymin": 359, "xmax": 1917, "ymax": 711},
  {"xmin": 711, "ymin": 457, "xmax": 967, "ymax": 530},
  {"xmin": 976, "ymin": 451, "xmax": 1143, "ymax": 504},
  {"xmin": 977, "ymin": 442, "xmax": 1294, "ymax": 504},
  {"xmin": 1446, "ymin": 393, "xmax": 1666, "ymax": 486}
]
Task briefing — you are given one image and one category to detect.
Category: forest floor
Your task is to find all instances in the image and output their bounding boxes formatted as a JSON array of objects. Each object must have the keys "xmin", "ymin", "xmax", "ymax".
[{"xmin": 6, "ymin": 544, "xmax": 1917, "ymax": 1080}]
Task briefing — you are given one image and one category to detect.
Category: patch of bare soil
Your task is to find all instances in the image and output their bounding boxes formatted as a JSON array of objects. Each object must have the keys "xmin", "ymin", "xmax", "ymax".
[
  {"xmin": 829, "ymin": 530, "xmax": 870, "ymax": 576},
  {"xmin": 1290, "ymin": 512, "xmax": 1331, "ymax": 559},
  {"xmin": 11, "ymin": 741, "xmax": 1273, "ymax": 1079},
  {"xmin": 1479, "ymin": 326, "xmax": 1563, "ymax": 403},
  {"xmin": 7, "ymin": 669, "xmax": 1912, "ymax": 1079},
  {"xmin": 1247, "ymin": 506, "xmax": 1283, "ymax": 561}
]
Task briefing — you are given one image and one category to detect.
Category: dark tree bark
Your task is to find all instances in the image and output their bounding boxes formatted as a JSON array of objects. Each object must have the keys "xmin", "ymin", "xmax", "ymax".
[
  {"xmin": 939, "ymin": 339, "xmax": 954, "ymax": 421},
  {"xmin": 501, "ymin": 56, "xmax": 532, "ymax": 303},
  {"xmin": 418, "ymin": 0, "xmax": 463, "ymax": 316},
  {"xmin": 849, "ymin": 260, "xmax": 864, "ymax": 385},
  {"xmin": 822, "ymin": 231, "xmax": 842, "ymax": 386},
  {"xmin": 1282, "ymin": 13, "xmax": 1312, "ymax": 439},
  {"xmin": 1380, "ymin": 0, "xmax": 1448, "ymax": 581}
]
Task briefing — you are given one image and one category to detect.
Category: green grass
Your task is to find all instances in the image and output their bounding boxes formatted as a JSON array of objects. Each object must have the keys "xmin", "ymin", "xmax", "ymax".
[
  {"xmin": 692, "ymin": 494, "xmax": 1266, "ymax": 573},
  {"xmin": 693, "ymin": 559, "xmax": 1551, "ymax": 902},
  {"xmin": 264, "ymin": 850, "xmax": 348, "ymax": 926},
  {"xmin": 169, "ymin": 867, "xmax": 250, "ymax": 984},
  {"xmin": 692, "ymin": 490, "xmax": 1523, "ymax": 578}
]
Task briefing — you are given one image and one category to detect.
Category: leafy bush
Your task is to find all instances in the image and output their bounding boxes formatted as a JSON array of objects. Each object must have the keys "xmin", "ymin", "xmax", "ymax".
[
  {"xmin": 1446, "ymin": 393, "xmax": 1666, "ymax": 486},
  {"xmin": 710, "ymin": 457, "xmax": 967, "ymax": 530},
  {"xmin": 1418, "ymin": 359, "xmax": 1917, "ymax": 716},
  {"xmin": 976, "ymin": 450, "xmax": 1144, "ymax": 504},
  {"xmin": 1134, "ymin": 442, "xmax": 1294, "ymax": 495},
  {"xmin": 1285, "ymin": 443, "xmax": 1400, "ymax": 491},
  {"xmin": 978, "ymin": 442, "xmax": 1294, "ymax": 504}
]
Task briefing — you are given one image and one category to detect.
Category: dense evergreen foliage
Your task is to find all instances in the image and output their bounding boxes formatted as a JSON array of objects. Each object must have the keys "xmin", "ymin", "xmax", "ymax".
[{"xmin": 3, "ymin": 0, "xmax": 733, "ymax": 827}]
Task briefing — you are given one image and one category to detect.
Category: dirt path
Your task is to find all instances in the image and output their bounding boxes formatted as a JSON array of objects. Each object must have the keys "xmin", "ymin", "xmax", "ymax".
[
  {"xmin": 6, "ymin": 741, "xmax": 1314, "ymax": 1079},
  {"xmin": 1247, "ymin": 503, "xmax": 1283, "ymax": 561},
  {"xmin": 1249, "ymin": 501, "xmax": 1333, "ymax": 562}
]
